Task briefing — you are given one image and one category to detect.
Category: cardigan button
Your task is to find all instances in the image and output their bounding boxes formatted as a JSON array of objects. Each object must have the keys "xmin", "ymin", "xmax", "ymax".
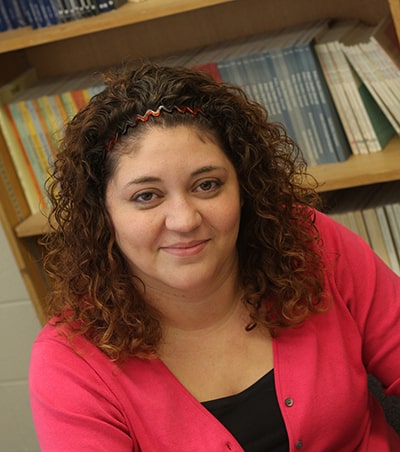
[
  {"xmin": 295, "ymin": 440, "xmax": 303, "ymax": 449},
  {"xmin": 285, "ymin": 397, "xmax": 294, "ymax": 407},
  {"xmin": 225, "ymin": 441, "xmax": 233, "ymax": 450}
]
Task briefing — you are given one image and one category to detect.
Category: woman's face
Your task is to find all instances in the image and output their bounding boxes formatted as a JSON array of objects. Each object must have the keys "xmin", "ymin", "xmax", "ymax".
[{"xmin": 105, "ymin": 125, "xmax": 242, "ymax": 298}]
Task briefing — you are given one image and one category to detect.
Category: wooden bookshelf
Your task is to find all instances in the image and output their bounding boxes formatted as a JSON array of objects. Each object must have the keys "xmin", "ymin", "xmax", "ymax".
[
  {"xmin": 0, "ymin": 0, "xmax": 399, "ymax": 323},
  {"xmin": 310, "ymin": 136, "xmax": 400, "ymax": 192},
  {"xmin": 0, "ymin": 0, "xmax": 234, "ymax": 53}
]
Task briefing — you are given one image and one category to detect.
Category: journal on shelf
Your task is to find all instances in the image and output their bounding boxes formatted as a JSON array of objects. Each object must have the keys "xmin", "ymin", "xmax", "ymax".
[
  {"xmin": 327, "ymin": 181, "xmax": 400, "ymax": 275},
  {"xmin": 0, "ymin": 0, "xmax": 128, "ymax": 32}
]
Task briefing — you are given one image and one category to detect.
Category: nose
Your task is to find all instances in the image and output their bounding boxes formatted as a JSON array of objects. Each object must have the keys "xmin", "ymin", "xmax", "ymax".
[{"xmin": 165, "ymin": 196, "xmax": 202, "ymax": 232}]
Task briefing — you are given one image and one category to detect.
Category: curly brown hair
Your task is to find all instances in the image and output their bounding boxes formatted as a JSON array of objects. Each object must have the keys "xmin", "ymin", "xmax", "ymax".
[{"xmin": 42, "ymin": 62, "xmax": 326, "ymax": 360}]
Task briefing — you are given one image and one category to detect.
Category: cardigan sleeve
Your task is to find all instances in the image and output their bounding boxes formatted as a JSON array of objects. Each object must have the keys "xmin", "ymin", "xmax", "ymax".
[
  {"xmin": 315, "ymin": 210, "xmax": 400, "ymax": 395},
  {"xmin": 29, "ymin": 327, "xmax": 138, "ymax": 452}
]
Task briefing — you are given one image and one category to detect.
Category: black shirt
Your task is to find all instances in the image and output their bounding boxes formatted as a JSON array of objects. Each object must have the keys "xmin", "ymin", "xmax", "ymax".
[{"xmin": 202, "ymin": 369, "xmax": 289, "ymax": 451}]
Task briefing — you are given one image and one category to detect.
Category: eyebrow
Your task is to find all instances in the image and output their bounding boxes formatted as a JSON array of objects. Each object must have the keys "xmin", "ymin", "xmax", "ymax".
[{"xmin": 126, "ymin": 166, "xmax": 226, "ymax": 186}]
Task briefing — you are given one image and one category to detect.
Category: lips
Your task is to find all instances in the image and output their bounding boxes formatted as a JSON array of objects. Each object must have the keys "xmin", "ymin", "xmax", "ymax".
[{"xmin": 160, "ymin": 240, "xmax": 209, "ymax": 257}]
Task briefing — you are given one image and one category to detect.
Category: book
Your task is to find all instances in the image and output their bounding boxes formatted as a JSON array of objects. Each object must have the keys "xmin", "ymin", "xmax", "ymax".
[
  {"xmin": 59, "ymin": 71, "xmax": 99, "ymax": 116},
  {"xmin": 385, "ymin": 201, "xmax": 400, "ymax": 270},
  {"xmin": 107, "ymin": 0, "xmax": 128, "ymax": 9},
  {"xmin": 292, "ymin": 22, "xmax": 352, "ymax": 163},
  {"xmin": 341, "ymin": 16, "xmax": 400, "ymax": 134},
  {"xmin": 3, "ymin": 0, "xmax": 25, "ymax": 29},
  {"xmin": 8, "ymin": 98, "xmax": 51, "ymax": 196},
  {"xmin": 41, "ymin": 0, "xmax": 61, "ymax": 25},
  {"xmin": 16, "ymin": 0, "xmax": 35, "ymax": 28},
  {"xmin": 0, "ymin": 2, "xmax": 12, "ymax": 31},
  {"xmin": 329, "ymin": 182, "xmax": 400, "ymax": 274},
  {"xmin": 326, "ymin": 185, "xmax": 373, "ymax": 244},
  {"xmin": 29, "ymin": 0, "xmax": 49, "ymax": 28},
  {"xmin": 362, "ymin": 183, "xmax": 400, "ymax": 273},
  {"xmin": 3, "ymin": 75, "xmax": 73, "ymax": 205},
  {"xmin": 315, "ymin": 20, "xmax": 396, "ymax": 154},
  {"xmin": 213, "ymin": 27, "xmax": 318, "ymax": 164},
  {"xmin": 0, "ymin": 69, "xmax": 46, "ymax": 212},
  {"xmin": 212, "ymin": 21, "xmax": 353, "ymax": 165}
]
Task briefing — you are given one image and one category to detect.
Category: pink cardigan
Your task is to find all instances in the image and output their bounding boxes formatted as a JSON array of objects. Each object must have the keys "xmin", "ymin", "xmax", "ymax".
[{"xmin": 30, "ymin": 211, "xmax": 400, "ymax": 451}]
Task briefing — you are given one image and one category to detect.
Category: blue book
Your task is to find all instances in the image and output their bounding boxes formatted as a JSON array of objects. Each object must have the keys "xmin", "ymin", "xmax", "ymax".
[
  {"xmin": 291, "ymin": 44, "xmax": 337, "ymax": 163},
  {"xmin": 16, "ymin": 0, "xmax": 35, "ymax": 28},
  {"xmin": 41, "ymin": 0, "xmax": 61, "ymax": 25},
  {"xmin": 29, "ymin": 0, "xmax": 49, "ymax": 28},
  {"xmin": 270, "ymin": 45, "xmax": 319, "ymax": 166},
  {"xmin": 0, "ymin": 3, "xmax": 12, "ymax": 31},
  {"xmin": 295, "ymin": 40, "xmax": 352, "ymax": 162},
  {"xmin": 4, "ymin": 0, "xmax": 22, "ymax": 28}
]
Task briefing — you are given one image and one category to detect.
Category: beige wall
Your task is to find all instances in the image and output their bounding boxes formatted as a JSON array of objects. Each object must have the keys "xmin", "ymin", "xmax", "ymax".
[{"xmin": 0, "ymin": 224, "xmax": 40, "ymax": 452}]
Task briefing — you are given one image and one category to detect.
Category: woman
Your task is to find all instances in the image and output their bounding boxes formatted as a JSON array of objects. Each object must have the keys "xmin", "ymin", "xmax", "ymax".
[{"xmin": 30, "ymin": 63, "xmax": 400, "ymax": 451}]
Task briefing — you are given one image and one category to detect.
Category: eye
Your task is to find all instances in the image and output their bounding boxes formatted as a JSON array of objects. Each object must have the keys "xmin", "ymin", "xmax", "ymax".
[
  {"xmin": 131, "ymin": 190, "xmax": 161, "ymax": 207},
  {"xmin": 194, "ymin": 179, "xmax": 222, "ymax": 194}
]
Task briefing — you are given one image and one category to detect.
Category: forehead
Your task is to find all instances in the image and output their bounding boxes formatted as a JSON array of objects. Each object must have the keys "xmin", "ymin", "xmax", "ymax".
[{"xmin": 111, "ymin": 124, "xmax": 230, "ymax": 171}]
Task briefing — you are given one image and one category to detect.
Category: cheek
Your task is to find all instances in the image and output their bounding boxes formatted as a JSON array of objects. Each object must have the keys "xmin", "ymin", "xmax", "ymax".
[
  {"xmin": 212, "ymin": 202, "xmax": 241, "ymax": 235},
  {"xmin": 113, "ymin": 213, "xmax": 161, "ymax": 253}
]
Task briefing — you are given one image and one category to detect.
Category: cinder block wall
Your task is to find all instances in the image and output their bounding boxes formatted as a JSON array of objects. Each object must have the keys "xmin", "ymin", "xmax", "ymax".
[{"xmin": 0, "ymin": 224, "xmax": 40, "ymax": 452}]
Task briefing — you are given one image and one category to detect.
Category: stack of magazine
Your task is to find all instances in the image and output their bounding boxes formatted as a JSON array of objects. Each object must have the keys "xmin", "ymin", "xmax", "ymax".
[
  {"xmin": 0, "ymin": 0, "xmax": 127, "ymax": 31},
  {"xmin": 315, "ymin": 15, "xmax": 399, "ymax": 155},
  {"xmin": 327, "ymin": 182, "xmax": 400, "ymax": 275}
]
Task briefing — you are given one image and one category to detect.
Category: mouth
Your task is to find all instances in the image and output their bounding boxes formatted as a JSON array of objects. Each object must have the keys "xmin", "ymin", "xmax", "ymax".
[{"xmin": 160, "ymin": 240, "xmax": 210, "ymax": 257}]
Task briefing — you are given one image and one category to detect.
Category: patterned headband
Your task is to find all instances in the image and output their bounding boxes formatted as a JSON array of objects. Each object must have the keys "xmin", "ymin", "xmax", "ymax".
[{"xmin": 107, "ymin": 105, "xmax": 202, "ymax": 152}]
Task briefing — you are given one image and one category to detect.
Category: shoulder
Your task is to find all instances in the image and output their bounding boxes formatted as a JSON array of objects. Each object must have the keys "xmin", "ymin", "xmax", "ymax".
[{"xmin": 30, "ymin": 321, "xmax": 114, "ymax": 392}]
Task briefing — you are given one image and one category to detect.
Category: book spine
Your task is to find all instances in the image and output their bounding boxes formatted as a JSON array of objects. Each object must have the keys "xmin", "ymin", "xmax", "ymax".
[
  {"xmin": 342, "ymin": 44, "xmax": 400, "ymax": 134},
  {"xmin": 108, "ymin": 0, "xmax": 127, "ymax": 8},
  {"xmin": 17, "ymin": 100, "xmax": 52, "ymax": 184},
  {"xmin": 5, "ymin": 102, "xmax": 48, "ymax": 202},
  {"xmin": 85, "ymin": 0, "xmax": 99, "ymax": 15},
  {"xmin": 314, "ymin": 42, "xmax": 363, "ymax": 155},
  {"xmin": 384, "ymin": 203, "xmax": 400, "ymax": 271},
  {"xmin": 31, "ymin": 98, "xmax": 58, "ymax": 160},
  {"xmin": 362, "ymin": 206, "xmax": 391, "ymax": 268},
  {"xmin": 286, "ymin": 45, "xmax": 326, "ymax": 164},
  {"xmin": 29, "ymin": 0, "xmax": 48, "ymax": 28},
  {"xmin": 16, "ymin": 0, "xmax": 35, "ymax": 27},
  {"xmin": 0, "ymin": 3, "xmax": 12, "ymax": 31},
  {"xmin": 34, "ymin": 97, "xmax": 59, "ymax": 156},
  {"xmin": 94, "ymin": 0, "xmax": 109, "ymax": 13},
  {"xmin": 41, "ymin": 0, "xmax": 61, "ymax": 25},
  {"xmin": 69, "ymin": 88, "xmax": 90, "ymax": 111},
  {"xmin": 359, "ymin": 41, "xmax": 400, "ymax": 120},
  {"xmin": 0, "ymin": 106, "xmax": 43, "ymax": 213},
  {"xmin": 271, "ymin": 47, "xmax": 318, "ymax": 166},
  {"xmin": 303, "ymin": 43, "xmax": 352, "ymax": 162},
  {"xmin": 37, "ymin": 94, "xmax": 67, "ymax": 144},
  {"xmin": 327, "ymin": 42, "xmax": 371, "ymax": 153},
  {"xmin": 4, "ymin": 0, "xmax": 21, "ymax": 28},
  {"xmin": 375, "ymin": 205, "xmax": 400, "ymax": 274},
  {"xmin": 59, "ymin": 91, "xmax": 79, "ymax": 119}
]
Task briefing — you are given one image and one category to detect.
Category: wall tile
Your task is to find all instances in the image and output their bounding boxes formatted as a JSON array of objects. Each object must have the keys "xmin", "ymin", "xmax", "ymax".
[
  {"xmin": 0, "ymin": 381, "xmax": 39, "ymax": 452},
  {"xmin": 0, "ymin": 225, "xmax": 40, "ymax": 451},
  {"xmin": 0, "ymin": 225, "xmax": 29, "ymax": 302},
  {"xmin": 0, "ymin": 300, "xmax": 41, "ymax": 382}
]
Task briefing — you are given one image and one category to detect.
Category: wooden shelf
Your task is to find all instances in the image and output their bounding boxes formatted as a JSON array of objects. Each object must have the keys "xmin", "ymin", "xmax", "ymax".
[
  {"xmin": 0, "ymin": 0, "xmax": 233, "ymax": 54},
  {"xmin": 309, "ymin": 136, "xmax": 400, "ymax": 192},
  {"xmin": 15, "ymin": 209, "xmax": 50, "ymax": 238},
  {"xmin": 14, "ymin": 136, "xmax": 400, "ymax": 237}
]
